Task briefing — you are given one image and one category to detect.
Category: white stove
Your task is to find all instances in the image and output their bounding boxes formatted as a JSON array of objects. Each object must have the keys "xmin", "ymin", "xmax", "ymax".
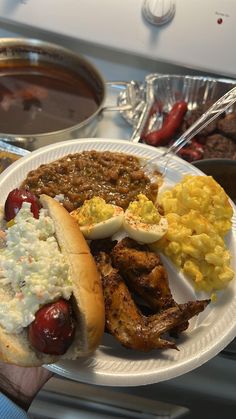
[
  {"xmin": 0, "ymin": 0, "xmax": 236, "ymax": 77},
  {"xmin": 0, "ymin": 2, "xmax": 235, "ymax": 418}
]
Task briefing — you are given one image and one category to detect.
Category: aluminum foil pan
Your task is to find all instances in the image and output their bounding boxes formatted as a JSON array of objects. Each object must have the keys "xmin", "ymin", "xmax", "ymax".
[
  {"xmin": 0, "ymin": 139, "xmax": 29, "ymax": 173},
  {"xmin": 145, "ymin": 74, "xmax": 236, "ymax": 111},
  {"xmin": 119, "ymin": 74, "xmax": 236, "ymax": 144}
]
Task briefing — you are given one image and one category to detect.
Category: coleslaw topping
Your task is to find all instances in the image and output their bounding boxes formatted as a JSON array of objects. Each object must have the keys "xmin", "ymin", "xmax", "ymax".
[{"xmin": 0, "ymin": 202, "xmax": 72, "ymax": 333}]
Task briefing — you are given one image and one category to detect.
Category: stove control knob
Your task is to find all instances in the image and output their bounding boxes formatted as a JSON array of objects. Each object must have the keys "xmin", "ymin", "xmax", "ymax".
[{"xmin": 142, "ymin": 0, "xmax": 176, "ymax": 26}]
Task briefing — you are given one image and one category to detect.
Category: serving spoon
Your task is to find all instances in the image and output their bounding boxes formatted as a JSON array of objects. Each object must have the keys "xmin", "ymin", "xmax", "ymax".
[{"xmin": 135, "ymin": 85, "xmax": 236, "ymax": 177}]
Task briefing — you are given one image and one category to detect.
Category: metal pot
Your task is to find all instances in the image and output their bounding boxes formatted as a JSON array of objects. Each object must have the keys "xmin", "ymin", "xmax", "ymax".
[{"xmin": 0, "ymin": 38, "xmax": 132, "ymax": 151}]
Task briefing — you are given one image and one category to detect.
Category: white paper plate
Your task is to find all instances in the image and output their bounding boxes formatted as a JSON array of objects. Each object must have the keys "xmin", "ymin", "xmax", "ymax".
[{"xmin": 0, "ymin": 138, "xmax": 235, "ymax": 387}]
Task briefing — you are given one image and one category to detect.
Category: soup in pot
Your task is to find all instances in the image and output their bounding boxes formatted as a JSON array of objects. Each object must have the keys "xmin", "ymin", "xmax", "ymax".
[{"xmin": 0, "ymin": 61, "xmax": 101, "ymax": 135}]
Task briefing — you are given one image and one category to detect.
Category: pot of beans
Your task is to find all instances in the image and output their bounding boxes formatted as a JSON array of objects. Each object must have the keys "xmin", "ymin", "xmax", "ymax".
[{"xmin": 0, "ymin": 38, "xmax": 131, "ymax": 151}]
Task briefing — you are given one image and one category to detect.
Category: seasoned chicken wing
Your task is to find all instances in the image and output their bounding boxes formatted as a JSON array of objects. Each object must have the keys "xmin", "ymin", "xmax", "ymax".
[
  {"xmin": 96, "ymin": 252, "xmax": 210, "ymax": 351},
  {"xmin": 111, "ymin": 237, "xmax": 175, "ymax": 311}
]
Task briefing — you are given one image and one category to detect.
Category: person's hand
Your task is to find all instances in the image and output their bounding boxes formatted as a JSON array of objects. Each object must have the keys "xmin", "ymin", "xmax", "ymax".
[{"xmin": 0, "ymin": 361, "xmax": 53, "ymax": 410}]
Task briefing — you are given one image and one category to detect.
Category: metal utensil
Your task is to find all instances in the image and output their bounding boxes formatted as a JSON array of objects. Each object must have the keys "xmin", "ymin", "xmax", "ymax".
[{"xmin": 141, "ymin": 85, "xmax": 236, "ymax": 177}]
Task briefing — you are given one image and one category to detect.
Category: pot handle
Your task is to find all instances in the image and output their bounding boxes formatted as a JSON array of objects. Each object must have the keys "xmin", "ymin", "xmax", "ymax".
[{"xmin": 102, "ymin": 81, "xmax": 137, "ymax": 112}]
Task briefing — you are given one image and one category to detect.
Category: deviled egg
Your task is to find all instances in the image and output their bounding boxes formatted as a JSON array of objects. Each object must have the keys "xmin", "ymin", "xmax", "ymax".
[
  {"xmin": 123, "ymin": 194, "xmax": 168, "ymax": 244},
  {"xmin": 70, "ymin": 196, "xmax": 124, "ymax": 239}
]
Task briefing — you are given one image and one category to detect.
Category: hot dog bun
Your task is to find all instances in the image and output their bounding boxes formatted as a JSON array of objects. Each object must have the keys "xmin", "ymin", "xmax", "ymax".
[
  {"xmin": 0, "ymin": 195, "xmax": 105, "ymax": 366},
  {"xmin": 39, "ymin": 194, "xmax": 105, "ymax": 357}
]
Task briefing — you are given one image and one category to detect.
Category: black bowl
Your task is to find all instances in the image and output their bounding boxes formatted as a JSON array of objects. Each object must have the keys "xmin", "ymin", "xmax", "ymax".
[{"xmin": 193, "ymin": 159, "xmax": 236, "ymax": 204}]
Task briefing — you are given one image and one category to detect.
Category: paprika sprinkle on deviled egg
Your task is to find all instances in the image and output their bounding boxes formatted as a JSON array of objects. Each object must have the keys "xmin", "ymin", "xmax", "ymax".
[
  {"xmin": 70, "ymin": 196, "xmax": 124, "ymax": 240},
  {"xmin": 123, "ymin": 194, "xmax": 168, "ymax": 244}
]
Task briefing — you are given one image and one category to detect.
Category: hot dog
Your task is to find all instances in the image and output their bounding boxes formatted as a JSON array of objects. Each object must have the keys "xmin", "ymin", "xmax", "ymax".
[
  {"xmin": 143, "ymin": 101, "xmax": 188, "ymax": 146},
  {"xmin": 0, "ymin": 192, "xmax": 105, "ymax": 366}
]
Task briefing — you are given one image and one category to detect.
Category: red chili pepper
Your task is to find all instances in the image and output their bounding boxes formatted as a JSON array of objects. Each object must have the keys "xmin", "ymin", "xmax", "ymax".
[{"xmin": 143, "ymin": 101, "xmax": 188, "ymax": 147}]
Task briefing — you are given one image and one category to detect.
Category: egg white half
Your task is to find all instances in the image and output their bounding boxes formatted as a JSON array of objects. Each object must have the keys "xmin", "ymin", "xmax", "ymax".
[
  {"xmin": 79, "ymin": 205, "xmax": 124, "ymax": 240},
  {"xmin": 123, "ymin": 210, "xmax": 168, "ymax": 244}
]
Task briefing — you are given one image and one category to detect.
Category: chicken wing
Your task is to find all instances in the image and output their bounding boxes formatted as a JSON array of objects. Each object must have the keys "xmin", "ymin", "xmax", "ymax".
[
  {"xmin": 111, "ymin": 237, "xmax": 176, "ymax": 311},
  {"xmin": 96, "ymin": 252, "xmax": 210, "ymax": 352}
]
